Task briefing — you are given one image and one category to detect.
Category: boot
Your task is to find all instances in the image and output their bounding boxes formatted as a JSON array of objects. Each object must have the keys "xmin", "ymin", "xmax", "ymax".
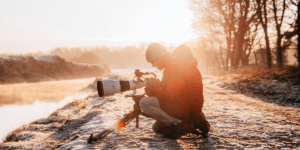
[
  {"xmin": 194, "ymin": 112, "xmax": 210, "ymax": 138},
  {"xmin": 163, "ymin": 121, "xmax": 193, "ymax": 140}
]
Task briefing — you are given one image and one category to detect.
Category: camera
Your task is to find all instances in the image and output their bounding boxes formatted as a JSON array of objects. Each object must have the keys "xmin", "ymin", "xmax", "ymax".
[
  {"xmin": 97, "ymin": 69, "xmax": 157, "ymax": 97},
  {"xmin": 97, "ymin": 79, "xmax": 146, "ymax": 97},
  {"xmin": 89, "ymin": 69, "xmax": 159, "ymax": 142}
]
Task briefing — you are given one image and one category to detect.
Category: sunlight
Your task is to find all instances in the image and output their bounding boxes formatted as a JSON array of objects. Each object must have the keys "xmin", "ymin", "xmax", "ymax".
[{"xmin": 0, "ymin": 0, "xmax": 195, "ymax": 54}]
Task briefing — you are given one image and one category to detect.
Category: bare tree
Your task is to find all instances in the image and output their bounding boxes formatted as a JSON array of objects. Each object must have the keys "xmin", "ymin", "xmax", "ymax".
[
  {"xmin": 271, "ymin": 0, "xmax": 292, "ymax": 68},
  {"xmin": 190, "ymin": 0, "xmax": 227, "ymax": 70},
  {"xmin": 256, "ymin": 0, "xmax": 273, "ymax": 68},
  {"xmin": 272, "ymin": 0, "xmax": 285, "ymax": 67},
  {"xmin": 289, "ymin": 0, "xmax": 299, "ymax": 68},
  {"xmin": 242, "ymin": 20, "xmax": 260, "ymax": 66},
  {"xmin": 224, "ymin": 0, "xmax": 258, "ymax": 69},
  {"xmin": 217, "ymin": 0, "xmax": 236, "ymax": 70},
  {"xmin": 190, "ymin": 0, "xmax": 258, "ymax": 70}
]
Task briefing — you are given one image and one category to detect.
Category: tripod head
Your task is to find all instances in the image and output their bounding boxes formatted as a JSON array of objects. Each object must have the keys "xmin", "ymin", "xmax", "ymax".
[{"xmin": 133, "ymin": 69, "xmax": 157, "ymax": 82}]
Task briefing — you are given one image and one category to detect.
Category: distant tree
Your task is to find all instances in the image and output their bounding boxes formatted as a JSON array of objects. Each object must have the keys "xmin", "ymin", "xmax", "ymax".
[
  {"xmin": 46, "ymin": 44, "xmax": 150, "ymax": 69},
  {"xmin": 51, "ymin": 48, "xmax": 64, "ymax": 56},
  {"xmin": 69, "ymin": 52, "xmax": 102, "ymax": 64}
]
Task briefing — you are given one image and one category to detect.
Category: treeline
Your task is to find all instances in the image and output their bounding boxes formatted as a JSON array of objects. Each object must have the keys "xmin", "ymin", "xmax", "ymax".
[
  {"xmin": 33, "ymin": 44, "xmax": 151, "ymax": 69},
  {"xmin": 1, "ymin": 43, "xmax": 200, "ymax": 70},
  {"xmin": 190, "ymin": 0, "xmax": 299, "ymax": 70},
  {"xmin": 0, "ymin": 55, "xmax": 110, "ymax": 84}
]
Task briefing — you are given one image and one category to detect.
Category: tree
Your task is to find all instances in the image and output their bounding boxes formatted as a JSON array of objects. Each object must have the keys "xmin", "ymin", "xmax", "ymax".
[
  {"xmin": 242, "ymin": 20, "xmax": 260, "ymax": 65},
  {"xmin": 271, "ymin": 0, "xmax": 287, "ymax": 68},
  {"xmin": 190, "ymin": 0, "xmax": 226, "ymax": 69},
  {"xmin": 230, "ymin": 0, "xmax": 258, "ymax": 69},
  {"xmin": 290, "ymin": 0, "xmax": 299, "ymax": 68},
  {"xmin": 190, "ymin": 0, "xmax": 258, "ymax": 70},
  {"xmin": 256, "ymin": 0, "xmax": 273, "ymax": 68},
  {"xmin": 216, "ymin": 0, "xmax": 236, "ymax": 70},
  {"xmin": 270, "ymin": 0, "xmax": 298, "ymax": 67},
  {"xmin": 69, "ymin": 52, "xmax": 102, "ymax": 64}
]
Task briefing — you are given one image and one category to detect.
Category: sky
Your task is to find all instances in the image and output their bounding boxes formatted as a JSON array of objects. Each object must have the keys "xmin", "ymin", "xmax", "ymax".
[{"xmin": 0, "ymin": 0, "xmax": 196, "ymax": 54}]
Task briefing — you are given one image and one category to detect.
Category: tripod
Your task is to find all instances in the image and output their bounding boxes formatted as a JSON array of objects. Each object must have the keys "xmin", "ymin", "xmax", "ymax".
[{"xmin": 87, "ymin": 94, "xmax": 154, "ymax": 143}]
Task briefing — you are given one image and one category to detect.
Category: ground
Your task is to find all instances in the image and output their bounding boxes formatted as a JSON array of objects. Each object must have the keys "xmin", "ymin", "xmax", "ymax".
[{"xmin": 0, "ymin": 71, "xmax": 300, "ymax": 149}]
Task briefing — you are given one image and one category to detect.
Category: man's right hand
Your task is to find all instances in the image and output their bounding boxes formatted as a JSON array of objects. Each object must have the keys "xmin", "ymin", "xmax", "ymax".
[
  {"xmin": 144, "ymin": 86, "xmax": 158, "ymax": 97},
  {"xmin": 145, "ymin": 78, "xmax": 161, "ymax": 97}
]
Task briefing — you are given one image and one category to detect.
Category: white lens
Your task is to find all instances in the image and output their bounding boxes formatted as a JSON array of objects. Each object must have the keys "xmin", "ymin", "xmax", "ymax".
[
  {"xmin": 97, "ymin": 80, "xmax": 147, "ymax": 97},
  {"xmin": 101, "ymin": 80, "xmax": 121, "ymax": 96},
  {"xmin": 129, "ymin": 80, "xmax": 147, "ymax": 90}
]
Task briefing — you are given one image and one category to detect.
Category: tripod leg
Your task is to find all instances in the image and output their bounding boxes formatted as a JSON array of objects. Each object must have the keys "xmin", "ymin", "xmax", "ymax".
[
  {"xmin": 136, "ymin": 114, "xmax": 139, "ymax": 128},
  {"xmin": 87, "ymin": 111, "xmax": 136, "ymax": 143}
]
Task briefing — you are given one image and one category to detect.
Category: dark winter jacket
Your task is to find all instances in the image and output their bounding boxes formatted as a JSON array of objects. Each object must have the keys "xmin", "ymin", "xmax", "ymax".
[{"xmin": 156, "ymin": 44, "xmax": 204, "ymax": 123}]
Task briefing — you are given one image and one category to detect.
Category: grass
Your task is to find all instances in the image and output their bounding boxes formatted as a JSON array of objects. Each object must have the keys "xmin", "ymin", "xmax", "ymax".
[
  {"xmin": 211, "ymin": 66, "xmax": 300, "ymax": 83},
  {"xmin": 2, "ymin": 125, "xmax": 28, "ymax": 142},
  {"xmin": 49, "ymin": 109, "xmax": 60, "ymax": 118},
  {"xmin": 64, "ymin": 98, "xmax": 86, "ymax": 109},
  {"xmin": 0, "ymin": 78, "xmax": 94, "ymax": 106}
]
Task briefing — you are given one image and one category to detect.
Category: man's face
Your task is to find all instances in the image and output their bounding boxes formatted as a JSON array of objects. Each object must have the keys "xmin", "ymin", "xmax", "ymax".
[{"xmin": 151, "ymin": 57, "xmax": 165, "ymax": 71}]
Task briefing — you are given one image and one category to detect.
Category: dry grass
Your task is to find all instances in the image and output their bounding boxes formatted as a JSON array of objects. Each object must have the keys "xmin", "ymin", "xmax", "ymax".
[
  {"xmin": 3, "ymin": 125, "xmax": 28, "ymax": 142},
  {"xmin": 49, "ymin": 109, "xmax": 60, "ymax": 117},
  {"xmin": 64, "ymin": 99, "xmax": 85, "ymax": 109},
  {"xmin": 211, "ymin": 66, "xmax": 300, "ymax": 83},
  {"xmin": 66, "ymin": 99, "xmax": 87, "ymax": 114},
  {"xmin": 0, "ymin": 78, "xmax": 94, "ymax": 106}
]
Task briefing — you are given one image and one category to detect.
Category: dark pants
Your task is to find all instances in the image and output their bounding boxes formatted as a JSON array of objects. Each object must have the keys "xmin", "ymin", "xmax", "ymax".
[
  {"xmin": 152, "ymin": 121, "xmax": 171, "ymax": 134},
  {"xmin": 152, "ymin": 120, "xmax": 194, "ymax": 140},
  {"xmin": 153, "ymin": 111, "xmax": 211, "ymax": 138}
]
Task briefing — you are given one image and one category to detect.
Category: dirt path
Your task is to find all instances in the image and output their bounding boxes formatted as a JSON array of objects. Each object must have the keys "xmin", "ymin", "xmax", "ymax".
[
  {"xmin": 91, "ymin": 83, "xmax": 300, "ymax": 150},
  {"xmin": 1, "ymin": 77, "xmax": 300, "ymax": 149},
  {"xmin": 201, "ymin": 84, "xmax": 300, "ymax": 149}
]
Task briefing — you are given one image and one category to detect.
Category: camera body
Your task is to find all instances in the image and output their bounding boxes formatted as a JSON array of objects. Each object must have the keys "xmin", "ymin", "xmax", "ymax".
[{"xmin": 97, "ymin": 69, "xmax": 158, "ymax": 97}]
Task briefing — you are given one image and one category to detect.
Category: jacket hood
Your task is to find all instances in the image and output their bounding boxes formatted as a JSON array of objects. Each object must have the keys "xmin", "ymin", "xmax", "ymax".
[{"xmin": 171, "ymin": 44, "xmax": 198, "ymax": 68}]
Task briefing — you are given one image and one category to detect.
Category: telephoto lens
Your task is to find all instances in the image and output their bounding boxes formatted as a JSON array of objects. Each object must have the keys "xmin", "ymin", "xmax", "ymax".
[{"xmin": 97, "ymin": 80, "xmax": 146, "ymax": 97}]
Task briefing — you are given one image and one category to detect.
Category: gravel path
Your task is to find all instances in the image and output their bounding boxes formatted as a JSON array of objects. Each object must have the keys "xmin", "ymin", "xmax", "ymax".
[
  {"xmin": 201, "ymin": 83, "xmax": 300, "ymax": 150},
  {"xmin": 1, "ymin": 76, "xmax": 300, "ymax": 149},
  {"xmin": 95, "ymin": 80, "xmax": 300, "ymax": 150}
]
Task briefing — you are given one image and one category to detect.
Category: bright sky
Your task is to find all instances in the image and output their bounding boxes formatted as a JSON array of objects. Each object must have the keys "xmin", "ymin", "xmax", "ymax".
[{"xmin": 0, "ymin": 0, "xmax": 195, "ymax": 54}]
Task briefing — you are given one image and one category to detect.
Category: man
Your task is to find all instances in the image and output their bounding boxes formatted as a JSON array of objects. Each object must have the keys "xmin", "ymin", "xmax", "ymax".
[{"xmin": 139, "ymin": 43, "xmax": 210, "ymax": 140}]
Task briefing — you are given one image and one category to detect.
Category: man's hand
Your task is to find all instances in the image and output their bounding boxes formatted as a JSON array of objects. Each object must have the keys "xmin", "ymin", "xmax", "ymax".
[
  {"xmin": 145, "ymin": 78, "xmax": 161, "ymax": 97},
  {"xmin": 144, "ymin": 86, "xmax": 158, "ymax": 97}
]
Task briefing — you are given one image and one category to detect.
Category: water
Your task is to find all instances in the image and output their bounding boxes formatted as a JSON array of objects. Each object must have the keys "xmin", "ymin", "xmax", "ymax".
[
  {"xmin": 0, "ymin": 69, "xmax": 157, "ymax": 143},
  {"xmin": 0, "ymin": 92, "xmax": 90, "ymax": 143}
]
